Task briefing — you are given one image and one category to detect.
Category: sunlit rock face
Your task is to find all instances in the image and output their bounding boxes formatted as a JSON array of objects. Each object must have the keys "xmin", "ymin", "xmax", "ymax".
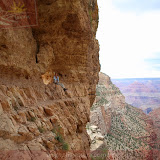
[{"xmin": 0, "ymin": 0, "xmax": 100, "ymax": 159}]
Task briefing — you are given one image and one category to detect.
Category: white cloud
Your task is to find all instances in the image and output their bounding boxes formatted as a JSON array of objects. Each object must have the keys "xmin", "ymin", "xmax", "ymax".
[{"xmin": 97, "ymin": 0, "xmax": 160, "ymax": 78}]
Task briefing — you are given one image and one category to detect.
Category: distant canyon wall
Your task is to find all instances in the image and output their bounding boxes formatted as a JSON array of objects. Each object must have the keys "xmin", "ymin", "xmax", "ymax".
[{"xmin": 112, "ymin": 78, "xmax": 160, "ymax": 112}]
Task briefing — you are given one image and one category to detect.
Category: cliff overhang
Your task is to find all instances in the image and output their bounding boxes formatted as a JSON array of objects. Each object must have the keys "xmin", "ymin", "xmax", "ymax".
[{"xmin": 0, "ymin": 0, "xmax": 100, "ymax": 159}]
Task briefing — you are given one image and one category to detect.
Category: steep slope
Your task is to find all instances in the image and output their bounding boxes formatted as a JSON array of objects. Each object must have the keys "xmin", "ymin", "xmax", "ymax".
[
  {"xmin": 88, "ymin": 73, "xmax": 156, "ymax": 160},
  {"xmin": 0, "ymin": 0, "xmax": 100, "ymax": 159},
  {"xmin": 149, "ymin": 109, "xmax": 160, "ymax": 159}
]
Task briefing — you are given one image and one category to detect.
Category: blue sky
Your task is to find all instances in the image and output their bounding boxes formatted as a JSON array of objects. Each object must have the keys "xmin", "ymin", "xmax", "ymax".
[
  {"xmin": 145, "ymin": 54, "xmax": 160, "ymax": 70},
  {"xmin": 97, "ymin": 0, "xmax": 160, "ymax": 78},
  {"xmin": 113, "ymin": 0, "xmax": 160, "ymax": 12}
]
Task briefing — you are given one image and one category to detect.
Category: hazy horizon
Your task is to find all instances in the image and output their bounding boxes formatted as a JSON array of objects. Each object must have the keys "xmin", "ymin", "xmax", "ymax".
[
  {"xmin": 97, "ymin": 0, "xmax": 160, "ymax": 79},
  {"xmin": 112, "ymin": 77, "xmax": 160, "ymax": 80}
]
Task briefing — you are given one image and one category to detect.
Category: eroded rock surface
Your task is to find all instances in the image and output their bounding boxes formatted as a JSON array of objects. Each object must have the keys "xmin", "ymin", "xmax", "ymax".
[
  {"xmin": 87, "ymin": 125, "xmax": 104, "ymax": 151},
  {"xmin": 0, "ymin": 0, "xmax": 100, "ymax": 159}
]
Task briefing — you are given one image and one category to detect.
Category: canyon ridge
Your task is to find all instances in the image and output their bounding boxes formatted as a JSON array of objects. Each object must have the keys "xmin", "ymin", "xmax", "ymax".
[{"xmin": 88, "ymin": 73, "xmax": 160, "ymax": 160}]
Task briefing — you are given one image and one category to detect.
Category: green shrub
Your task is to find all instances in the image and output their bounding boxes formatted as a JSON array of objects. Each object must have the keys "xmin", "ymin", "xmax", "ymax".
[
  {"xmin": 54, "ymin": 134, "xmax": 69, "ymax": 151},
  {"xmin": 55, "ymin": 134, "xmax": 64, "ymax": 143},
  {"xmin": 52, "ymin": 124, "xmax": 69, "ymax": 151},
  {"xmin": 38, "ymin": 126, "xmax": 44, "ymax": 133},
  {"xmin": 62, "ymin": 143, "xmax": 69, "ymax": 151},
  {"xmin": 30, "ymin": 117, "xmax": 36, "ymax": 122}
]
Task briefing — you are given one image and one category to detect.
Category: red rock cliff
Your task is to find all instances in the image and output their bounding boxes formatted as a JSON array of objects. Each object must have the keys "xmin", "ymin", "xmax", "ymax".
[{"xmin": 0, "ymin": 0, "xmax": 100, "ymax": 159}]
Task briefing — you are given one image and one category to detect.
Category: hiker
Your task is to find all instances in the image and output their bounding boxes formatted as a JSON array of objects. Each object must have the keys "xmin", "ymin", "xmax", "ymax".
[{"xmin": 53, "ymin": 73, "xmax": 67, "ymax": 91}]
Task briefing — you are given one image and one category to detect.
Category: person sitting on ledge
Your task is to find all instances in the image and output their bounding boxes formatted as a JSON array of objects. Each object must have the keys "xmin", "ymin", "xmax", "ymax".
[{"xmin": 53, "ymin": 73, "xmax": 67, "ymax": 91}]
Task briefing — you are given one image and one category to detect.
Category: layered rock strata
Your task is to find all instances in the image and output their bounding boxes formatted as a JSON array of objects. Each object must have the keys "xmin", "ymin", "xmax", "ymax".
[
  {"xmin": 88, "ymin": 73, "xmax": 156, "ymax": 160},
  {"xmin": 0, "ymin": 0, "xmax": 100, "ymax": 159}
]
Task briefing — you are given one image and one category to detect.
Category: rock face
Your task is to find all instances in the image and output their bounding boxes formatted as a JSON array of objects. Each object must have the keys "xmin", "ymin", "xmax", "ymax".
[
  {"xmin": 88, "ymin": 73, "xmax": 156, "ymax": 160},
  {"xmin": 0, "ymin": 0, "xmax": 100, "ymax": 159},
  {"xmin": 87, "ymin": 125, "xmax": 104, "ymax": 151}
]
